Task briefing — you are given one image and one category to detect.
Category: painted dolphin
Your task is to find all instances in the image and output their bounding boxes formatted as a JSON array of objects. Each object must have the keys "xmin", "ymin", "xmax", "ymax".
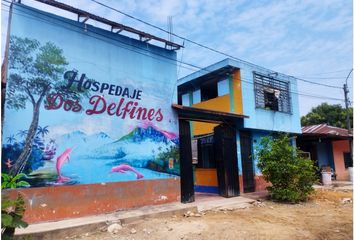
[
  {"xmin": 110, "ymin": 164, "xmax": 144, "ymax": 179},
  {"xmin": 56, "ymin": 147, "xmax": 74, "ymax": 183}
]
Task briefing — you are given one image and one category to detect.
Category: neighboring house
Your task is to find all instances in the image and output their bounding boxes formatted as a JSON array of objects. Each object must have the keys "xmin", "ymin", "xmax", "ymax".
[
  {"xmin": 297, "ymin": 124, "xmax": 352, "ymax": 181},
  {"xmin": 176, "ymin": 58, "xmax": 301, "ymax": 196}
]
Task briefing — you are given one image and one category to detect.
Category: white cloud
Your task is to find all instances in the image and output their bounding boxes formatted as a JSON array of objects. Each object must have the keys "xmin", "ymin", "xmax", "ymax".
[{"xmin": 1, "ymin": 0, "xmax": 352, "ymax": 116}]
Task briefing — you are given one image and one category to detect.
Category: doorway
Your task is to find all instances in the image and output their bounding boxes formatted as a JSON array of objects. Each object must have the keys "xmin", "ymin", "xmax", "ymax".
[
  {"xmin": 240, "ymin": 131, "xmax": 255, "ymax": 193},
  {"xmin": 173, "ymin": 104, "xmax": 248, "ymax": 203},
  {"xmin": 179, "ymin": 120, "xmax": 240, "ymax": 202}
]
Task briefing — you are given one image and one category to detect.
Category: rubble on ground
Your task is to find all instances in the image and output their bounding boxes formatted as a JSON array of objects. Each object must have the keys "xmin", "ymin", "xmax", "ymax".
[
  {"xmin": 340, "ymin": 198, "xmax": 352, "ymax": 204},
  {"xmin": 107, "ymin": 223, "xmax": 122, "ymax": 234}
]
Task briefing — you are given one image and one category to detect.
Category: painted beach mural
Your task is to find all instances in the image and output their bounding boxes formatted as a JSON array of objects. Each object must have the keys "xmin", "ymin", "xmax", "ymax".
[{"xmin": 2, "ymin": 11, "xmax": 180, "ymax": 187}]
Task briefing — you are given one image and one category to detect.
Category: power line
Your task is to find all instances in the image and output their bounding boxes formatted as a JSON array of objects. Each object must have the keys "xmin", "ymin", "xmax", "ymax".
[
  {"xmin": 295, "ymin": 76, "xmax": 350, "ymax": 80},
  {"xmin": 87, "ymin": 0, "xmax": 343, "ymax": 90},
  {"xmin": 0, "ymin": 3, "xmax": 345, "ymax": 102},
  {"xmin": 296, "ymin": 68, "xmax": 353, "ymax": 76},
  {"xmin": 0, "ymin": 3, "xmax": 345, "ymax": 103}
]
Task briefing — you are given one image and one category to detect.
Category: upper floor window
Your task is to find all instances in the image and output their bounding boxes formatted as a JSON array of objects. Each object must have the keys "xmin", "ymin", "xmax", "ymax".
[
  {"xmin": 254, "ymin": 72, "xmax": 291, "ymax": 113},
  {"xmin": 200, "ymin": 81, "xmax": 218, "ymax": 101},
  {"xmin": 217, "ymin": 79, "xmax": 229, "ymax": 96},
  {"xmin": 182, "ymin": 93, "xmax": 190, "ymax": 106},
  {"xmin": 193, "ymin": 89, "xmax": 201, "ymax": 104}
]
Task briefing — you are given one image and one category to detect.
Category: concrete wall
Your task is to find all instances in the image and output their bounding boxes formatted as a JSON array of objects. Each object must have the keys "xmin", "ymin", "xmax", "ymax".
[
  {"xmin": 5, "ymin": 178, "xmax": 180, "ymax": 224},
  {"xmin": 332, "ymin": 140, "xmax": 350, "ymax": 180},
  {"xmin": 194, "ymin": 168, "xmax": 218, "ymax": 193},
  {"xmin": 236, "ymin": 61, "xmax": 301, "ymax": 134},
  {"xmin": 3, "ymin": 3, "xmax": 180, "ymax": 222}
]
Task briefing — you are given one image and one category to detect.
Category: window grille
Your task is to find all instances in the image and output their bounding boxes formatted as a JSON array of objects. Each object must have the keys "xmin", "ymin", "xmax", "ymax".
[{"xmin": 253, "ymin": 72, "xmax": 291, "ymax": 113}]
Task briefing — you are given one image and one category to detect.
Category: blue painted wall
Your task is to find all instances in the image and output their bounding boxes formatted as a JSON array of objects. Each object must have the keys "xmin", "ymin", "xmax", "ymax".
[
  {"xmin": 250, "ymin": 131, "xmax": 270, "ymax": 175},
  {"xmin": 178, "ymin": 59, "xmax": 301, "ymax": 134},
  {"xmin": 2, "ymin": 4, "xmax": 179, "ymax": 188},
  {"xmin": 317, "ymin": 142, "xmax": 335, "ymax": 170},
  {"xmin": 237, "ymin": 60, "xmax": 301, "ymax": 134}
]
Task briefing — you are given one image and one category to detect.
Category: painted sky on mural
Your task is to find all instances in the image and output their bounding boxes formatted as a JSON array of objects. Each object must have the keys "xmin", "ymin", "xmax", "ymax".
[
  {"xmin": 2, "ymin": 4, "xmax": 180, "ymax": 186},
  {"xmin": 1, "ymin": 0, "xmax": 353, "ymax": 116}
]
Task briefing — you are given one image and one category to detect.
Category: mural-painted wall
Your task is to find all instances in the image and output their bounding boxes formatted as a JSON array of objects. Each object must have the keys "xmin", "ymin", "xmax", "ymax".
[{"xmin": 2, "ymin": 4, "xmax": 180, "ymax": 188}]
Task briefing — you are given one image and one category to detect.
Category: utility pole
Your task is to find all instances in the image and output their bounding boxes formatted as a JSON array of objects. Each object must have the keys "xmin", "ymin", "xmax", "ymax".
[{"xmin": 344, "ymin": 69, "xmax": 353, "ymax": 159}]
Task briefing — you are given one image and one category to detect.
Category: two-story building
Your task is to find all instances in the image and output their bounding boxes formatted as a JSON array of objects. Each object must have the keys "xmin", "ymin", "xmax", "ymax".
[{"xmin": 175, "ymin": 58, "xmax": 301, "ymax": 201}]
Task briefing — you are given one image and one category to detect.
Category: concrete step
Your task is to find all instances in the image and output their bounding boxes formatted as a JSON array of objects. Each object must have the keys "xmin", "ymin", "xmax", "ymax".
[
  {"xmin": 14, "ymin": 196, "xmax": 255, "ymax": 240},
  {"xmin": 15, "ymin": 202, "xmax": 197, "ymax": 240}
]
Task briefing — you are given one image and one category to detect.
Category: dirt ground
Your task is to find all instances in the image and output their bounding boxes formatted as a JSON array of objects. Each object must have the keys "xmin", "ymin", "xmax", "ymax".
[{"xmin": 72, "ymin": 189, "xmax": 353, "ymax": 240}]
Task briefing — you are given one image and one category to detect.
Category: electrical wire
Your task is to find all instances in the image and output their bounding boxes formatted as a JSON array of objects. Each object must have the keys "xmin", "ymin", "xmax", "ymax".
[
  {"xmin": 0, "ymin": 3, "xmax": 346, "ymax": 102},
  {"xmin": 87, "ymin": 0, "xmax": 343, "ymax": 90}
]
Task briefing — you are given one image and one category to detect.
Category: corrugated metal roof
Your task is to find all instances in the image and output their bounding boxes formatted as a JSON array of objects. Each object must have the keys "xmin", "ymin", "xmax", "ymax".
[{"xmin": 302, "ymin": 124, "xmax": 352, "ymax": 137}]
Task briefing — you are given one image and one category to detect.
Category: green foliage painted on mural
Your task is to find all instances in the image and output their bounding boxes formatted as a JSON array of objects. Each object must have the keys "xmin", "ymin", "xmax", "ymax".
[
  {"xmin": 256, "ymin": 135, "xmax": 318, "ymax": 203},
  {"xmin": 6, "ymin": 36, "xmax": 91, "ymax": 176},
  {"xmin": 147, "ymin": 145, "xmax": 180, "ymax": 175},
  {"xmin": 301, "ymin": 103, "xmax": 353, "ymax": 128}
]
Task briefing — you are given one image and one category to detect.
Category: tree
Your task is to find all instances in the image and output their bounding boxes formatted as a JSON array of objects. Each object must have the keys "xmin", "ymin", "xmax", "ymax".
[
  {"xmin": 301, "ymin": 103, "xmax": 353, "ymax": 128},
  {"xmin": 16, "ymin": 130, "xmax": 28, "ymax": 139},
  {"xmin": 256, "ymin": 135, "xmax": 317, "ymax": 203},
  {"xmin": 6, "ymin": 135, "xmax": 16, "ymax": 145},
  {"xmin": 6, "ymin": 36, "xmax": 88, "ymax": 176},
  {"xmin": 36, "ymin": 126, "xmax": 49, "ymax": 138}
]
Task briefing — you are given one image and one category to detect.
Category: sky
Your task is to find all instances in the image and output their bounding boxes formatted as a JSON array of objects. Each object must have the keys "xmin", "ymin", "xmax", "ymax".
[{"xmin": 1, "ymin": 0, "xmax": 353, "ymax": 116}]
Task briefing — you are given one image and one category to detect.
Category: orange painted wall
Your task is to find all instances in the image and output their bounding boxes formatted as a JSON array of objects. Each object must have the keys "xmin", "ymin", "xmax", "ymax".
[
  {"xmin": 190, "ymin": 70, "xmax": 243, "ymax": 136},
  {"xmin": 254, "ymin": 175, "xmax": 270, "ymax": 192},
  {"xmin": 232, "ymin": 70, "xmax": 243, "ymax": 114},
  {"xmin": 4, "ymin": 178, "xmax": 180, "ymax": 224},
  {"xmin": 195, "ymin": 168, "xmax": 218, "ymax": 186},
  {"xmin": 191, "ymin": 95, "xmax": 230, "ymax": 135},
  {"xmin": 332, "ymin": 140, "xmax": 350, "ymax": 180}
]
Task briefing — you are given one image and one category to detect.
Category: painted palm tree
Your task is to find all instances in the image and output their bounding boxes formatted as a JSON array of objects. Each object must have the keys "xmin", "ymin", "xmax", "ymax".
[
  {"xmin": 36, "ymin": 126, "xmax": 49, "ymax": 138},
  {"xmin": 17, "ymin": 130, "xmax": 28, "ymax": 139},
  {"xmin": 6, "ymin": 135, "xmax": 16, "ymax": 145}
]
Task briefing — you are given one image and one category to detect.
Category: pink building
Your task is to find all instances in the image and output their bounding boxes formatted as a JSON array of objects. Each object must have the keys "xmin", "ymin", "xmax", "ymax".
[{"xmin": 297, "ymin": 124, "xmax": 352, "ymax": 181}]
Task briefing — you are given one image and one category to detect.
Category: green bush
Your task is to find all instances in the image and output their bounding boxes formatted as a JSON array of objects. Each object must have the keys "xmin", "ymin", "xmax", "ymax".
[
  {"xmin": 1, "ymin": 173, "xmax": 29, "ymax": 239},
  {"xmin": 256, "ymin": 134, "xmax": 318, "ymax": 203}
]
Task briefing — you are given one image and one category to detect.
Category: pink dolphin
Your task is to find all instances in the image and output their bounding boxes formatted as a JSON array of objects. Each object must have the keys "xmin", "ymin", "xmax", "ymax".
[
  {"xmin": 56, "ymin": 147, "xmax": 74, "ymax": 183},
  {"xmin": 110, "ymin": 164, "xmax": 144, "ymax": 179}
]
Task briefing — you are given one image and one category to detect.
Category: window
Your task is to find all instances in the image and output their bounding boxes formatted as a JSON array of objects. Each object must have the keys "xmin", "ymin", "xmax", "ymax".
[
  {"xmin": 254, "ymin": 72, "xmax": 291, "ymax": 113},
  {"xmin": 344, "ymin": 152, "xmax": 352, "ymax": 168},
  {"xmin": 197, "ymin": 135, "xmax": 216, "ymax": 168},
  {"xmin": 182, "ymin": 93, "xmax": 190, "ymax": 106},
  {"xmin": 200, "ymin": 81, "xmax": 218, "ymax": 101},
  {"xmin": 192, "ymin": 89, "xmax": 201, "ymax": 104},
  {"xmin": 217, "ymin": 79, "xmax": 229, "ymax": 96}
]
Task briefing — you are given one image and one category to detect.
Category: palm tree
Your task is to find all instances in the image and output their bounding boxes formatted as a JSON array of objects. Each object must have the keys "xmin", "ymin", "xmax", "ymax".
[
  {"xmin": 17, "ymin": 130, "xmax": 28, "ymax": 139},
  {"xmin": 36, "ymin": 126, "xmax": 49, "ymax": 138},
  {"xmin": 6, "ymin": 135, "xmax": 16, "ymax": 145}
]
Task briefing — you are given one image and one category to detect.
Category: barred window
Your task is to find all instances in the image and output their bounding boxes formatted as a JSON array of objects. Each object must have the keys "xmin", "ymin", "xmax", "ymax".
[{"xmin": 254, "ymin": 72, "xmax": 291, "ymax": 113}]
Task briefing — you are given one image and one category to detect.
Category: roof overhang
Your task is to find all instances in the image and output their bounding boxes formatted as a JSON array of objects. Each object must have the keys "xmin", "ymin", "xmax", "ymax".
[
  {"xmin": 172, "ymin": 104, "xmax": 248, "ymax": 124},
  {"xmin": 298, "ymin": 133, "xmax": 352, "ymax": 141},
  {"xmin": 178, "ymin": 65, "xmax": 238, "ymax": 92}
]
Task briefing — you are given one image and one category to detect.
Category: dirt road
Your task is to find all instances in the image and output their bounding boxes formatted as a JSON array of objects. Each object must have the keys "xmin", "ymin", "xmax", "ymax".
[{"xmin": 72, "ymin": 189, "xmax": 352, "ymax": 240}]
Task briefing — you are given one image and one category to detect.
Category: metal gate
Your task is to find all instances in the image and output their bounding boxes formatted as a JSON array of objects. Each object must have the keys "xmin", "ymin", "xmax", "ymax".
[
  {"xmin": 214, "ymin": 124, "xmax": 239, "ymax": 197},
  {"xmin": 240, "ymin": 131, "xmax": 255, "ymax": 193}
]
